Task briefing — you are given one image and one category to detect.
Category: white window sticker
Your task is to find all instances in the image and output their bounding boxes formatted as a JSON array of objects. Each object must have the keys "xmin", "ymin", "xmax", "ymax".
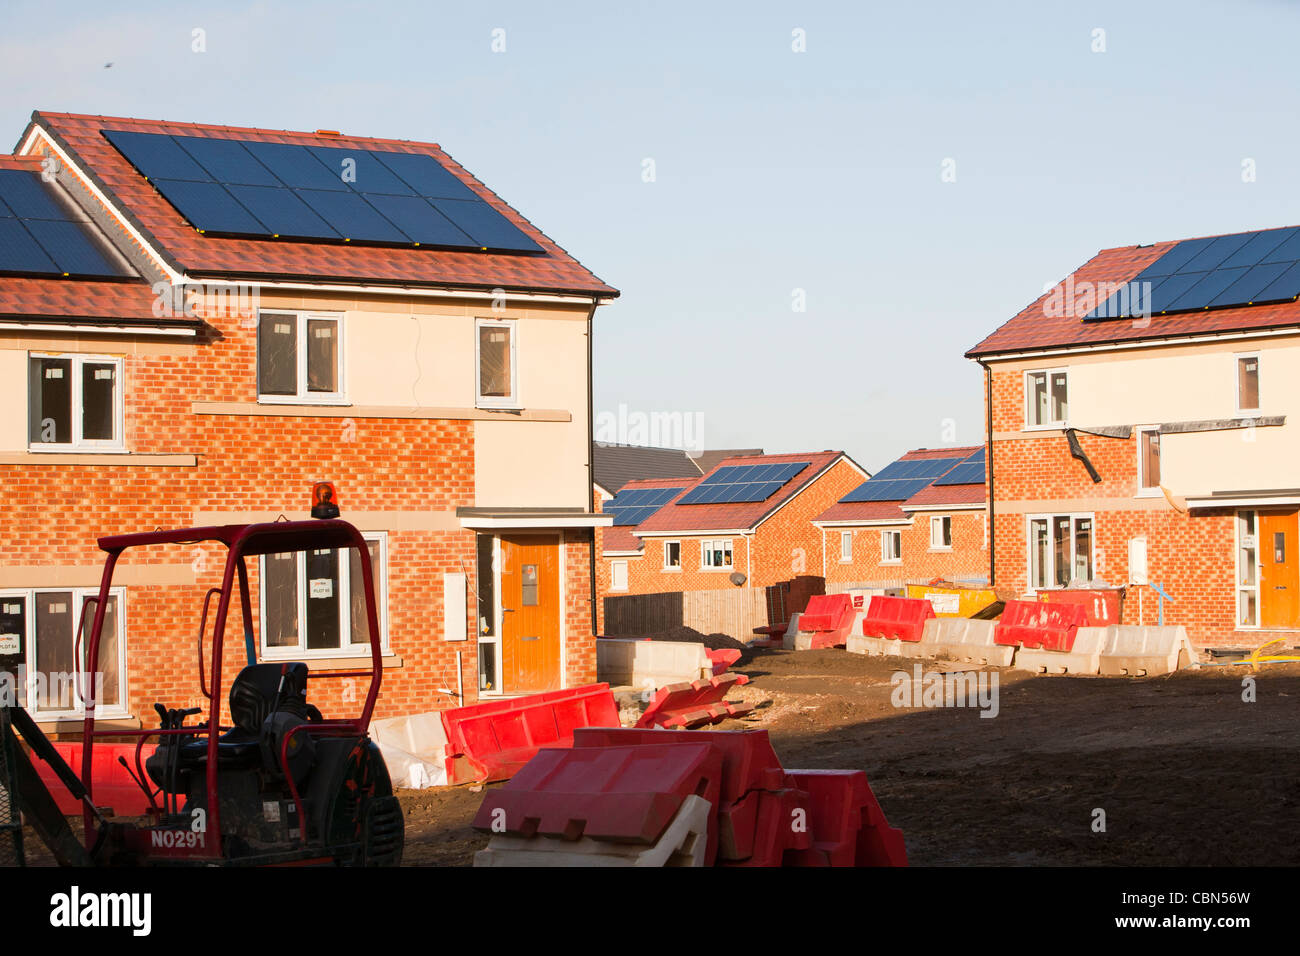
[
  {"xmin": 275, "ymin": 322, "xmax": 292, "ymax": 334},
  {"xmin": 309, "ymin": 578, "xmax": 334, "ymax": 599},
  {"xmin": 2, "ymin": 603, "xmax": 19, "ymax": 615},
  {"xmin": 313, "ymin": 327, "xmax": 333, "ymax": 338},
  {"xmin": 46, "ymin": 368, "xmax": 64, "ymax": 379},
  {"xmin": 49, "ymin": 602, "xmax": 67, "ymax": 614},
  {"xmin": 0, "ymin": 633, "xmax": 20, "ymax": 655},
  {"xmin": 94, "ymin": 368, "xmax": 113, "ymax": 380}
]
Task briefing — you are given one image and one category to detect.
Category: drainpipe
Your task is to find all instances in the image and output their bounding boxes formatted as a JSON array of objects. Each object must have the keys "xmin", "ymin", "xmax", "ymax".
[
  {"xmin": 586, "ymin": 297, "xmax": 599, "ymax": 635},
  {"xmin": 979, "ymin": 359, "xmax": 995, "ymax": 587}
]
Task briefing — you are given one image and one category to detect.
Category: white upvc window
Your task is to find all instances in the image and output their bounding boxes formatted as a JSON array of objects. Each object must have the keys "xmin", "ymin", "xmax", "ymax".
[
  {"xmin": 880, "ymin": 530, "xmax": 902, "ymax": 564},
  {"xmin": 663, "ymin": 540, "xmax": 681, "ymax": 570},
  {"xmin": 476, "ymin": 318, "xmax": 518, "ymax": 408},
  {"xmin": 1136, "ymin": 426, "xmax": 1162, "ymax": 494},
  {"xmin": 610, "ymin": 560, "xmax": 629, "ymax": 591},
  {"xmin": 930, "ymin": 515, "xmax": 953, "ymax": 550},
  {"xmin": 0, "ymin": 587, "xmax": 128, "ymax": 719},
  {"xmin": 1025, "ymin": 368, "xmax": 1069, "ymax": 428},
  {"xmin": 1026, "ymin": 513, "xmax": 1094, "ymax": 589},
  {"xmin": 1235, "ymin": 510, "xmax": 1259, "ymax": 628},
  {"xmin": 840, "ymin": 530, "xmax": 853, "ymax": 563},
  {"xmin": 701, "ymin": 539, "xmax": 733, "ymax": 570},
  {"xmin": 257, "ymin": 310, "xmax": 345, "ymax": 404},
  {"xmin": 27, "ymin": 353, "xmax": 125, "ymax": 452},
  {"xmin": 1236, "ymin": 353, "xmax": 1260, "ymax": 414},
  {"xmin": 259, "ymin": 532, "xmax": 388, "ymax": 659}
]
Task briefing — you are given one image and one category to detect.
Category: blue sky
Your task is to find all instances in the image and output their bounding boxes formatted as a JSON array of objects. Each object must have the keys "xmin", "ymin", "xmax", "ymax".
[{"xmin": 4, "ymin": 0, "xmax": 1299, "ymax": 471}]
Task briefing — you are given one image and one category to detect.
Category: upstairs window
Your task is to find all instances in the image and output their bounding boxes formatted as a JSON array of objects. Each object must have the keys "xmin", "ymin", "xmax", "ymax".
[
  {"xmin": 28, "ymin": 353, "xmax": 124, "ymax": 451},
  {"xmin": 258, "ymin": 311, "xmax": 344, "ymax": 403},
  {"xmin": 702, "ymin": 539, "xmax": 733, "ymax": 570},
  {"xmin": 664, "ymin": 541, "xmax": 681, "ymax": 569},
  {"xmin": 1138, "ymin": 427, "xmax": 1162, "ymax": 492},
  {"xmin": 840, "ymin": 531, "xmax": 853, "ymax": 563},
  {"xmin": 1026, "ymin": 369, "xmax": 1068, "ymax": 427},
  {"xmin": 881, "ymin": 530, "xmax": 902, "ymax": 564},
  {"xmin": 930, "ymin": 515, "xmax": 953, "ymax": 550},
  {"xmin": 1237, "ymin": 354, "xmax": 1259, "ymax": 412},
  {"xmin": 476, "ymin": 319, "xmax": 516, "ymax": 407}
]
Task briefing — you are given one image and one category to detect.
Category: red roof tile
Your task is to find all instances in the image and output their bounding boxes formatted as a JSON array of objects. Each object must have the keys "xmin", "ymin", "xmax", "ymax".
[
  {"xmin": 27, "ymin": 112, "xmax": 618, "ymax": 297},
  {"xmin": 904, "ymin": 482, "xmax": 984, "ymax": 507},
  {"xmin": 601, "ymin": 527, "xmax": 644, "ymax": 554},
  {"xmin": 635, "ymin": 451, "xmax": 846, "ymax": 534},
  {"xmin": 0, "ymin": 276, "xmax": 177, "ymax": 324},
  {"xmin": 815, "ymin": 501, "xmax": 908, "ymax": 523},
  {"xmin": 967, "ymin": 233, "xmax": 1300, "ymax": 357}
]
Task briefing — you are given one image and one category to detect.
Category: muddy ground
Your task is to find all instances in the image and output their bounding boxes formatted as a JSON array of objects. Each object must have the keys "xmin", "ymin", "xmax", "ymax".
[{"xmin": 400, "ymin": 650, "xmax": 1300, "ymax": 866}]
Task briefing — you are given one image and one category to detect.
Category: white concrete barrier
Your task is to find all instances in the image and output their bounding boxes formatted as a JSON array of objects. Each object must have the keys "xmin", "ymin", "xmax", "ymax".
[
  {"xmin": 597, "ymin": 638, "xmax": 712, "ymax": 689},
  {"xmin": 1097, "ymin": 625, "xmax": 1196, "ymax": 676},
  {"xmin": 474, "ymin": 794, "xmax": 711, "ymax": 867},
  {"xmin": 782, "ymin": 613, "xmax": 801, "ymax": 650},
  {"xmin": 917, "ymin": 617, "xmax": 1015, "ymax": 667},
  {"xmin": 845, "ymin": 634, "xmax": 930, "ymax": 658},
  {"xmin": 1013, "ymin": 626, "xmax": 1107, "ymax": 675},
  {"xmin": 370, "ymin": 711, "xmax": 449, "ymax": 789}
]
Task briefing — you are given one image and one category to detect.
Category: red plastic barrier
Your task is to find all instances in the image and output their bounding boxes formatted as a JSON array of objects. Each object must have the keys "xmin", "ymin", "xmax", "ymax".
[
  {"xmin": 32, "ymin": 742, "xmax": 163, "ymax": 817},
  {"xmin": 994, "ymin": 600, "xmax": 1088, "ymax": 651},
  {"xmin": 860, "ymin": 595, "xmax": 935, "ymax": 643},
  {"xmin": 441, "ymin": 683, "xmax": 620, "ymax": 785},
  {"xmin": 1036, "ymin": 588, "xmax": 1124, "ymax": 627},
  {"xmin": 481, "ymin": 727, "xmax": 909, "ymax": 867},
  {"xmin": 635, "ymin": 674, "xmax": 752, "ymax": 729},
  {"xmin": 706, "ymin": 648, "xmax": 741, "ymax": 675},
  {"xmin": 798, "ymin": 593, "xmax": 855, "ymax": 649},
  {"xmin": 784, "ymin": 770, "xmax": 908, "ymax": 867}
]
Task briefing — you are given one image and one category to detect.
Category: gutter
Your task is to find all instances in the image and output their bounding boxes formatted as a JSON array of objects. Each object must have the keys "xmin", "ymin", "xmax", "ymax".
[
  {"xmin": 979, "ymin": 359, "xmax": 995, "ymax": 587},
  {"xmin": 586, "ymin": 296, "xmax": 599, "ymax": 636}
]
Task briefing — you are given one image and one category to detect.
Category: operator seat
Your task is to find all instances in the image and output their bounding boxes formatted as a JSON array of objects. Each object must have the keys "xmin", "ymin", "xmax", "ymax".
[{"xmin": 178, "ymin": 663, "xmax": 312, "ymax": 771}]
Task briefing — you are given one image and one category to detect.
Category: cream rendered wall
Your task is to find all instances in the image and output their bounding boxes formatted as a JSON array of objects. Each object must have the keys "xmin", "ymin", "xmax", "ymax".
[
  {"xmin": 0, "ymin": 349, "xmax": 27, "ymax": 450},
  {"xmin": 1000, "ymin": 334, "xmax": 1300, "ymax": 495},
  {"xmin": 344, "ymin": 308, "xmax": 472, "ymax": 407}
]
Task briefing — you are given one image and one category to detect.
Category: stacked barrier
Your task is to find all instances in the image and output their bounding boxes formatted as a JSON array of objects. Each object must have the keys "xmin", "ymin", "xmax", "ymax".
[
  {"xmin": 994, "ymin": 600, "xmax": 1087, "ymax": 651},
  {"xmin": 909, "ymin": 617, "xmax": 1015, "ymax": 666},
  {"xmin": 441, "ymin": 683, "xmax": 621, "ymax": 785},
  {"xmin": 848, "ymin": 596, "xmax": 936, "ymax": 656},
  {"xmin": 1098, "ymin": 625, "xmax": 1195, "ymax": 676},
  {"xmin": 636, "ymin": 674, "xmax": 753, "ymax": 729},
  {"xmin": 793, "ymin": 594, "xmax": 856, "ymax": 650},
  {"xmin": 1013, "ymin": 626, "xmax": 1108, "ymax": 674},
  {"xmin": 472, "ymin": 728, "xmax": 907, "ymax": 867}
]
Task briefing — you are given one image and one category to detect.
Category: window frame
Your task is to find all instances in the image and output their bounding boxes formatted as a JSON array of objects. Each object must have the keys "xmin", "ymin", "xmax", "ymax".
[
  {"xmin": 880, "ymin": 530, "xmax": 902, "ymax": 565},
  {"xmin": 701, "ymin": 538, "xmax": 734, "ymax": 571},
  {"xmin": 27, "ymin": 352, "xmax": 126, "ymax": 453},
  {"xmin": 1235, "ymin": 352, "xmax": 1260, "ymax": 415},
  {"xmin": 663, "ymin": 540, "xmax": 681, "ymax": 571},
  {"xmin": 475, "ymin": 317, "xmax": 519, "ymax": 409},
  {"xmin": 1235, "ymin": 510, "xmax": 1260, "ymax": 629},
  {"xmin": 1136, "ymin": 425, "xmax": 1162, "ymax": 495},
  {"xmin": 1024, "ymin": 367, "xmax": 1069, "ymax": 429},
  {"xmin": 0, "ymin": 585, "xmax": 129, "ymax": 719},
  {"xmin": 258, "ymin": 531, "xmax": 389, "ymax": 660},
  {"xmin": 256, "ymin": 310, "xmax": 347, "ymax": 405},
  {"xmin": 610, "ymin": 559, "xmax": 629, "ymax": 591},
  {"xmin": 839, "ymin": 530, "xmax": 853, "ymax": 563},
  {"xmin": 1025, "ymin": 512, "xmax": 1096, "ymax": 590},
  {"xmin": 929, "ymin": 515, "xmax": 953, "ymax": 551}
]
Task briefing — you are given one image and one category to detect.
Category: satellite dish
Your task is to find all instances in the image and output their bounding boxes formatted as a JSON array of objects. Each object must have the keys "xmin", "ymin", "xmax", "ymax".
[{"xmin": 729, "ymin": 572, "xmax": 747, "ymax": 586}]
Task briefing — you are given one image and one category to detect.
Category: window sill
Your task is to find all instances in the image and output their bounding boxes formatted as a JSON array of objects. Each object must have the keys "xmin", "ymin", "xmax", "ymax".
[
  {"xmin": 259, "ymin": 653, "xmax": 403, "ymax": 671},
  {"xmin": 1022, "ymin": 423, "xmax": 1067, "ymax": 432},
  {"xmin": 35, "ymin": 714, "xmax": 140, "ymax": 735},
  {"xmin": 194, "ymin": 401, "xmax": 570, "ymax": 423},
  {"xmin": 700, "ymin": 567, "xmax": 735, "ymax": 573},
  {"xmin": 879, "ymin": 560, "xmax": 902, "ymax": 566},
  {"xmin": 661, "ymin": 567, "xmax": 682, "ymax": 573},
  {"xmin": 27, "ymin": 445, "xmax": 128, "ymax": 455},
  {"xmin": 929, "ymin": 547, "xmax": 953, "ymax": 553},
  {"xmin": 0, "ymin": 451, "xmax": 198, "ymax": 466},
  {"xmin": 258, "ymin": 395, "xmax": 349, "ymax": 406},
  {"xmin": 1135, "ymin": 489, "xmax": 1163, "ymax": 498}
]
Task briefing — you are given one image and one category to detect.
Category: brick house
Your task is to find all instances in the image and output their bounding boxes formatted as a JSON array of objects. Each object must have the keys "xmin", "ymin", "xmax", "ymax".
[
  {"xmin": 0, "ymin": 111, "xmax": 617, "ymax": 735},
  {"xmin": 595, "ymin": 451, "xmax": 866, "ymax": 625},
  {"xmin": 968, "ymin": 223, "xmax": 1300, "ymax": 649},
  {"xmin": 812, "ymin": 446, "xmax": 988, "ymax": 589}
]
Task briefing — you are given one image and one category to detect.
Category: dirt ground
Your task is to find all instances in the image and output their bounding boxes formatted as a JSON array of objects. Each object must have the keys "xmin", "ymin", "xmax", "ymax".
[{"xmin": 399, "ymin": 650, "xmax": 1300, "ymax": 866}]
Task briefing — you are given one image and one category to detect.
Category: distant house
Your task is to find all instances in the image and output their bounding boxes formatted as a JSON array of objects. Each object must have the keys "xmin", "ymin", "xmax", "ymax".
[
  {"xmin": 595, "ymin": 451, "xmax": 867, "ymax": 631},
  {"xmin": 813, "ymin": 447, "xmax": 988, "ymax": 589},
  {"xmin": 968, "ymin": 222, "xmax": 1300, "ymax": 648},
  {"xmin": 591, "ymin": 442, "xmax": 762, "ymax": 497}
]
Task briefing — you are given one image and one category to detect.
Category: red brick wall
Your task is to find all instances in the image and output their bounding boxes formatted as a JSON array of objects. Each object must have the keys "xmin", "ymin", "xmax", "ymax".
[
  {"xmin": 987, "ymin": 363, "xmax": 1269, "ymax": 649},
  {"xmin": 824, "ymin": 510, "xmax": 988, "ymax": 587},
  {"xmin": 1, "ymin": 293, "xmax": 596, "ymax": 732}
]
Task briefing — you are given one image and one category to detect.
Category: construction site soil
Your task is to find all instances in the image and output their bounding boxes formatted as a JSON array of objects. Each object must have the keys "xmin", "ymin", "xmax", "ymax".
[{"xmin": 399, "ymin": 650, "xmax": 1300, "ymax": 866}]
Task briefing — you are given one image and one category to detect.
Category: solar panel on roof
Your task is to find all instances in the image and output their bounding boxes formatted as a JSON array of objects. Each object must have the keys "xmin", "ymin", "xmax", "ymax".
[
  {"xmin": 1086, "ymin": 225, "xmax": 1300, "ymax": 321},
  {"xmin": 677, "ymin": 461, "xmax": 810, "ymax": 505},
  {"xmin": 606, "ymin": 485, "xmax": 686, "ymax": 526},
  {"xmin": 104, "ymin": 130, "xmax": 547, "ymax": 254},
  {"xmin": 0, "ymin": 171, "xmax": 133, "ymax": 279}
]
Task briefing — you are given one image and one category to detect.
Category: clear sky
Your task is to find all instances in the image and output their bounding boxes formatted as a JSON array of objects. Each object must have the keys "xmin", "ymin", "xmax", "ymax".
[{"xmin": 4, "ymin": 0, "xmax": 1298, "ymax": 472}]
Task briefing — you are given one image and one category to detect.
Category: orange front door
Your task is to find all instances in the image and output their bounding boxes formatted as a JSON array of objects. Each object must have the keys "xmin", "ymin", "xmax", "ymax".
[
  {"xmin": 499, "ymin": 534, "xmax": 561, "ymax": 694},
  {"xmin": 1259, "ymin": 511, "xmax": 1300, "ymax": 628}
]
